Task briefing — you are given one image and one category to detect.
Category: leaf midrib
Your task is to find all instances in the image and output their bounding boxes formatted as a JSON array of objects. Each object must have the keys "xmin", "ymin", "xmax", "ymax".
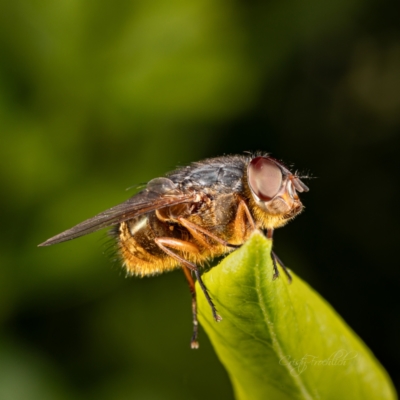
[{"xmin": 254, "ymin": 246, "xmax": 314, "ymax": 400}]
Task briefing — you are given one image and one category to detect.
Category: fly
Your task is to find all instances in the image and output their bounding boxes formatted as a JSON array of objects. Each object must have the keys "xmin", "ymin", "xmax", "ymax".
[{"xmin": 39, "ymin": 153, "xmax": 309, "ymax": 348}]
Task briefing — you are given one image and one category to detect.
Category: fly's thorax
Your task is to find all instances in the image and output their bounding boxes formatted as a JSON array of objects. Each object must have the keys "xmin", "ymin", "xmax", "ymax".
[{"xmin": 211, "ymin": 193, "xmax": 239, "ymax": 231}]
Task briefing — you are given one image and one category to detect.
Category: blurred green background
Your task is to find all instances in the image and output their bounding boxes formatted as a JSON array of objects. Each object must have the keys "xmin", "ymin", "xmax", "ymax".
[{"xmin": 1, "ymin": 0, "xmax": 399, "ymax": 398}]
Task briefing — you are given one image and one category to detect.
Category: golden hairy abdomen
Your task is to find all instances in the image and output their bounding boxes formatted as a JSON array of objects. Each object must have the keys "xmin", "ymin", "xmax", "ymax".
[
  {"xmin": 118, "ymin": 215, "xmax": 229, "ymax": 277},
  {"xmin": 117, "ymin": 193, "xmax": 251, "ymax": 277}
]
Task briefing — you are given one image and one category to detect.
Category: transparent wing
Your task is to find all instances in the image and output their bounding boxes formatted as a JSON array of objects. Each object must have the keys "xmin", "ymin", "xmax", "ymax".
[{"xmin": 39, "ymin": 178, "xmax": 196, "ymax": 246}]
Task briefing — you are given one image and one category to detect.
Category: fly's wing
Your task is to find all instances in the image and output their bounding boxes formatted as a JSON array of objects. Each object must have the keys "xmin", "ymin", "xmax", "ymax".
[{"xmin": 38, "ymin": 178, "xmax": 196, "ymax": 246}]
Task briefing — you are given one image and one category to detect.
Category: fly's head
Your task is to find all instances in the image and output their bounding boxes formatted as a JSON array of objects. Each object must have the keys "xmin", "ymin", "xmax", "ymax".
[{"xmin": 246, "ymin": 156, "xmax": 309, "ymax": 229}]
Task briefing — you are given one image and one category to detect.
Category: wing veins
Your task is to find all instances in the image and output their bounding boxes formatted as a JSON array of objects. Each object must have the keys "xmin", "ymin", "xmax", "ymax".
[{"xmin": 38, "ymin": 193, "xmax": 196, "ymax": 246}]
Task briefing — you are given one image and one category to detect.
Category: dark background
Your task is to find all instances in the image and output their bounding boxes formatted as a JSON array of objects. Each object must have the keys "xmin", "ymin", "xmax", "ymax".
[{"xmin": 1, "ymin": 0, "xmax": 399, "ymax": 398}]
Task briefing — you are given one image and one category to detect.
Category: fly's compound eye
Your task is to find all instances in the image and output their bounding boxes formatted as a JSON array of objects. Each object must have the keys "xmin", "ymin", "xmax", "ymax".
[{"xmin": 248, "ymin": 157, "xmax": 283, "ymax": 201}]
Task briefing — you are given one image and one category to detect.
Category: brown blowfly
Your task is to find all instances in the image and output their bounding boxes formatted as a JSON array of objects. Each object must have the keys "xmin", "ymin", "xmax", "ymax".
[{"xmin": 39, "ymin": 153, "xmax": 309, "ymax": 348}]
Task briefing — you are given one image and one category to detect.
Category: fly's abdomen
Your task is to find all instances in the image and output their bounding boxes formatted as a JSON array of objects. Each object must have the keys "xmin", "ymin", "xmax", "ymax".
[{"xmin": 118, "ymin": 214, "xmax": 183, "ymax": 276}]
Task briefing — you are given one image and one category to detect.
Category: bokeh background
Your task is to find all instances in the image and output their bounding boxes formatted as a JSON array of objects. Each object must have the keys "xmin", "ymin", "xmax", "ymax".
[{"xmin": 1, "ymin": 0, "xmax": 399, "ymax": 398}]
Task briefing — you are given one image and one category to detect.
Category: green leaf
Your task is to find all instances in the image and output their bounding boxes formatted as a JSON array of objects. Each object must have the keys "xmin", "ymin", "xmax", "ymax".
[{"xmin": 197, "ymin": 232, "xmax": 397, "ymax": 400}]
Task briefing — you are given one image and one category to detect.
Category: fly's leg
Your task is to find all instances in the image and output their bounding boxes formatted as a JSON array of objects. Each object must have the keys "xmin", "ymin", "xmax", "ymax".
[
  {"xmin": 272, "ymin": 250, "xmax": 292, "ymax": 283},
  {"xmin": 153, "ymin": 199, "xmax": 255, "ymax": 348},
  {"xmin": 177, "ymin": 198, "xmax": 255, "ymax": 251},
  {"xmin": 228, "ymin": 199, "xmax": 257, "ymax": 244},
  {"xmin": 155, "ymin": 237, "xmax": 221, "ymax": 321},
  {"xmin": 235, "ymin": 199, "xmax": 256, "ymax": 232},
  {"xmin": 180, "ymin": 201, "xmax": 292, "ymax": 285},
  {"xmin": 177, "ymin": 217, "xmax": 239, "ymax": 250},
  {"xmin": 154, "ymin": 237, "xmax": 222, "ymax": 349},
  {"xmin": 220, "ymin": 199, "xmax": 291, "ymax": 283},
  {"xmin": 267, "ymin": 229, "xmax": 292, "ymax": 283},
  {"xmin": 182, "ymin": 265, "xmax": 199, "ymax": 349}
]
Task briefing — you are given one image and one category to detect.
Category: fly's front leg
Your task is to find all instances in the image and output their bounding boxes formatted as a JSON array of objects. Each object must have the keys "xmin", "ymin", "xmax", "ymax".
[
  {"xmin": 231, "ymin": 199, "xmax": 256, "ymax": 243},
  {"xmin": 267, "ymin": 229, "xmax": 292, "ymax": 283},
  {"xmin": 154, "ymin": 237, "xmax": 222, "ymax": 349},
  {"xmin": 272, "ymin": 250, "xmax": 292, "ymax": 283}
]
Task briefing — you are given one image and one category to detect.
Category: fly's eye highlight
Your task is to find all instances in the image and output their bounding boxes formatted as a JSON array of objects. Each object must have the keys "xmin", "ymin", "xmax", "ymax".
[{"xmin": 248, "ymin": 157, "xmax": 283, "ymax": 201}]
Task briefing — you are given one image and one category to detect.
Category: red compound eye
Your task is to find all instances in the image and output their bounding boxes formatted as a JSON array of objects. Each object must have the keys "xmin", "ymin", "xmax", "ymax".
[{"xmin": 248, "ymin": 157, "xmax": 282, "ymax": 201}]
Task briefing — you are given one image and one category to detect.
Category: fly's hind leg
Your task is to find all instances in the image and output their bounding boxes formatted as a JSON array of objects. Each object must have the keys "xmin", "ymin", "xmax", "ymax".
[
  {"xmin": 267, "ymin": 229, "xmax": 292, "ymax": 283},
  {"xmin": 154, "ymin": 237, "xmax": 222, "ymax": 349},
  {"xmin": 182, "ymin": 266, "xmax": 199, "ymax": 349}
]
